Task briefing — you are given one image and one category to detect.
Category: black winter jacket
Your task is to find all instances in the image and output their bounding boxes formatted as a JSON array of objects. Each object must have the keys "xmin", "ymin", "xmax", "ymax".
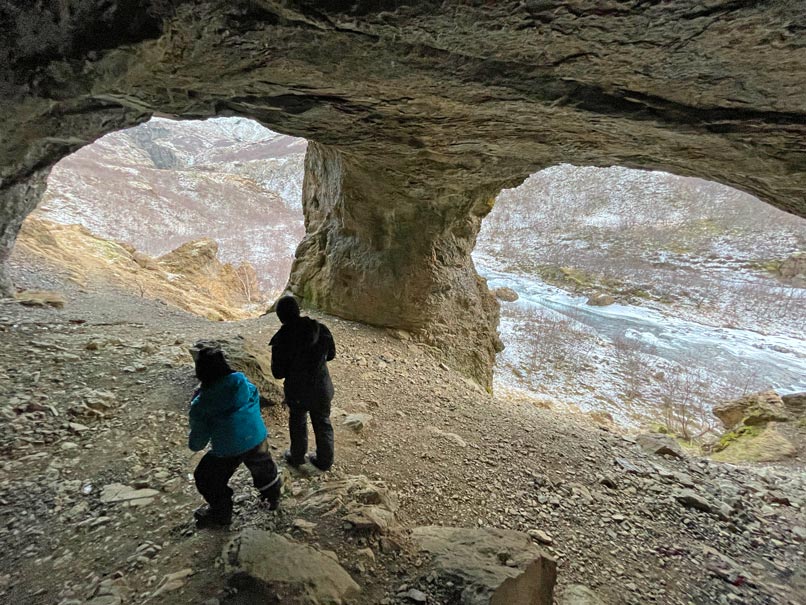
[{"xmin": 270, "ymin": 317, "xmax": 336, "ymax": 405}]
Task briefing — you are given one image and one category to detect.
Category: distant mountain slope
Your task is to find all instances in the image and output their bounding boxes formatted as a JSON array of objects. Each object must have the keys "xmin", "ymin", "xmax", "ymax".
[
  {"xmin": 36, "ymin": 117, "xmax": 306, "ymax": 298},
  {"xmin": 476, "ymin": 165, "xmax": 806, "ymax": 427},
  {"xmin": 15, "ymin": 216, "xmax": 263, "ymax": 321},
  {"xmin": 477, "ymin": 165, "xmax": 806, "ymax": 334}
]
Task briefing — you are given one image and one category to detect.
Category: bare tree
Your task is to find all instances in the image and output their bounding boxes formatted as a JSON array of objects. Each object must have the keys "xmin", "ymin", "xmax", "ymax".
[{"xmin": 233, "ymin": 264, "xmax": 260, "ymax": 303}]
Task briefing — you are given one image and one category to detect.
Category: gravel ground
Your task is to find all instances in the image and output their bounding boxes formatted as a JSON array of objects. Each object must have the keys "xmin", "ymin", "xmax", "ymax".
[{"xmin": 1, "ymin": 258, "xmax": 804, "ymax": 605}]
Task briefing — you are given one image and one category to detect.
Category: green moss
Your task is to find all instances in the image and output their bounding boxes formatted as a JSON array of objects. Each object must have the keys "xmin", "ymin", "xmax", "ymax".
[
  {"xmin": 715, "ymin": 424, "xmax": 762, "ymax": 452},
  {"xmin": 711, "ymin": 425, "xmax": 796, "ymax": 463},
  {"xmin": 535, "ymin": 265, "xmax": 624, "ymax": 296},
  {"xmin": 748, "ymin": 258, "xmax": 784, "ymax": 274},
  {"xmin": 559, "ymin": 266, "xmax": 593, "ymax": 287}
]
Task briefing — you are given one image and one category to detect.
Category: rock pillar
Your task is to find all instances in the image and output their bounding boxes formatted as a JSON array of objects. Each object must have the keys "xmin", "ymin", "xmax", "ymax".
[{"xmin": 287, "ymin": 143, "xmax": 502, "ymax": 388}]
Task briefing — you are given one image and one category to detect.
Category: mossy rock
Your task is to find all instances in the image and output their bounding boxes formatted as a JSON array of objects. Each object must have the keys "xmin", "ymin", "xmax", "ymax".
[
  {"xmin": 714, "ymin": 424, "xmax": 763, "ymax": 451},
  {"xmin": 710, "ymin": 425, "xmax": 796, "ymax": 463},
  {"xmin": 713, "ymin": 390, "xmax": 788, "ymax": 430}
]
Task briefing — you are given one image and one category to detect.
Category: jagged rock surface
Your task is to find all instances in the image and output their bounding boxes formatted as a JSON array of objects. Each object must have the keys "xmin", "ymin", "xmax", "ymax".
[
  {"xmin": 710, "ymin": 390, "xmax": 803, "ymax": 464},
  {"xmin": 223, "ymin": 529, "xmax": 361, "ymax": 604},
  {"xmin": 2, "ymin": 1, "xmax": 806, "ymax": 384},
  {"xmin": 411, "ymin": 526, "xmax": 556, "ymax": 605},
  {"xmin": 713, "ymin": 390, "xmax": 790, "ymax": 430}
]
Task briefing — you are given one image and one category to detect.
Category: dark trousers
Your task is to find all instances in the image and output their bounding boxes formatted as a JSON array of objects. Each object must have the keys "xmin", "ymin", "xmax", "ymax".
[
  {"xmin": 288, "ymin": 399, "xmax": 334, "ymax": 467},
  {"xmin": 194, "ymin": 439, "xmax": 279, "ymax": 512}
]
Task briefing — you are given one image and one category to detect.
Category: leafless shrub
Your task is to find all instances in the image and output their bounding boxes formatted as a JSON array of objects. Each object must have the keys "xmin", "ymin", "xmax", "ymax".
[{"xmin": 233, "ymin": 264, "xmax": 260, "ymax": 303}]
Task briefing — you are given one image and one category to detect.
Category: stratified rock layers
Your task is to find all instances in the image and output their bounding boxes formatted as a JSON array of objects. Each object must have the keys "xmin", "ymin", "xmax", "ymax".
[{"xmin": 2, "ymin": 1, "xmax": 806, "ymax": 384}]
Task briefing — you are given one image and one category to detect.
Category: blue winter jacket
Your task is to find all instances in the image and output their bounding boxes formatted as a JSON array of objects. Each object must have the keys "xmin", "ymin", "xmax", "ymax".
[{"xmin": 188, "ymin": 372, "xmax": 267, "ymax": 457}]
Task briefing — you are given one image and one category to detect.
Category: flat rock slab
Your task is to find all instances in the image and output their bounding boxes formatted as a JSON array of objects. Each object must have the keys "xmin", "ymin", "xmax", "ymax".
[
  {"xmin": 223, "ymin": 529, "xmax": 360, "ymax": 604},
  {"xmin": 675, "ymin": 489, "xmax": 718, "ymax": 515},
  {"xmin": 411, "ymin": 526, "xmax": 556, "ymax": 605},
  {"xmin": 99, "ymin": 483, "xmax": 159, "ymax": 506},
  {"xmin": 557, "ymin": 584, "xmax": 607, "ymax": 605},
  {"xmin": 427, "ymin": 425, "xmax": 468, "ymax": 448},
  {"xmin": 14, "ymin": 290, "xmax": 65, "ymax": 308},
  {"xmin": 300, "ymin": 475, "xmax": 399, "ymax": 535}
]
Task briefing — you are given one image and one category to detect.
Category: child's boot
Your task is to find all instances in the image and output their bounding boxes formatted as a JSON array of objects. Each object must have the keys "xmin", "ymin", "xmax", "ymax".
[
  {"xmin": 259, "ymin": 476, "xmax": 282, "ymax": 511},
  {"xmin": 194, "ymin": 503, "xmax": 232, "ymax": 528},
  {"xmin": 283, "ymin": 449, "xmax": 304, "ymax": 467}
]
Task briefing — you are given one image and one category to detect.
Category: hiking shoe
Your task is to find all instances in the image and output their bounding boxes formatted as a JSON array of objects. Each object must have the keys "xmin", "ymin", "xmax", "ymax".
[
  {"xmin": 259, "ymin": 477, "xmax": 282, "ymax": 511},
  {"xmin": 283, "ymin": 449, "xmax": 304, "ymax": 467},
  {"xmin": 307, "ymin": 453, "xmax": 333, "ymax": 472},
  {"xmin": 193, "ymin": 505, "xmax": 232, "ymax": 528}
]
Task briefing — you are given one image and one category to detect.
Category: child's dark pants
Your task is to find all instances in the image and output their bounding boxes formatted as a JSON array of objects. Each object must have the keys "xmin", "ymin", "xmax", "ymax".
[
  {"xmin": 288, "ymin": 399, "xmax": 334, "ymax": 468},
  {"xmin": 194, "ymin": 439, "xmax": 279, "ymax": 513}
]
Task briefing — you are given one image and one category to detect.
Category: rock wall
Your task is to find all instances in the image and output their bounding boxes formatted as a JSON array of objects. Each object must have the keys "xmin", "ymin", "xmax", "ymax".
[{"xmin": 2, "ymin": 0, "xmax": 806, "ymax": 384}]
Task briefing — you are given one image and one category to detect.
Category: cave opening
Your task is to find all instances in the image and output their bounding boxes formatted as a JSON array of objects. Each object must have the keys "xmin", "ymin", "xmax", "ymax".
[
  {"xmin": 10, "ymin": 117, "xmax": 308, "ymax": 322},
  {"xmin": 12, "ymin": 117, "xmax": 805, "ymax": 440},
  {"xmin": 477, "ymin": 165, "xmax": 806, "ymax": 435}
]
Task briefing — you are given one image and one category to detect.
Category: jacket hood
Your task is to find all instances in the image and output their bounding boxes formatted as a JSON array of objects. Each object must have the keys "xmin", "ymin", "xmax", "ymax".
[{"xmin": 272, "ymin": 316, "xmax": 320, "ymax": 347}]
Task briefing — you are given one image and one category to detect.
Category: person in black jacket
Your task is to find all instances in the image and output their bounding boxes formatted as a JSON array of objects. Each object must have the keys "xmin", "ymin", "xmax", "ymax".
[{"xmin": 270, "ymin": 295, "xmax": 336, "ymax": 471}]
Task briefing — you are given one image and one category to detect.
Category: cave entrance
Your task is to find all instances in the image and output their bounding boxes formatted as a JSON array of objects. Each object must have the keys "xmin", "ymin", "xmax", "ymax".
[
  {"xmin": 11, "ymin": 117, "xmax": 307, "ymax": 322},
  {"xmin": 476, "ymin": 165, "xmax": 806, "ymax": 434}
]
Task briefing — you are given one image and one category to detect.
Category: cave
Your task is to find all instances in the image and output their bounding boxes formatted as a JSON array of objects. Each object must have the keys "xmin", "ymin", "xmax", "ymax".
[{"xmin": 2, "ymin": 1, "xmax": 805, "ymax": 389}]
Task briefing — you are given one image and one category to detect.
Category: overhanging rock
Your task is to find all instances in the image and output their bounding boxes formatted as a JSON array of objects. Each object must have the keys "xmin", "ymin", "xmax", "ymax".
[{"xmin": 2, "ymin": 2, "xmax": 805, "ymax": 384}]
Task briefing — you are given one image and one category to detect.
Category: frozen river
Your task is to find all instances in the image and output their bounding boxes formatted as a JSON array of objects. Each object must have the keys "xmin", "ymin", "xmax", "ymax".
[{"xmin": 481, "ymin": 267, "xmax": 806, "ymax": 397}]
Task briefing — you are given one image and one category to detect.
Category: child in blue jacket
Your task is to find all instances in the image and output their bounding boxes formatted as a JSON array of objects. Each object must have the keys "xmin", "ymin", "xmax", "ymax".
[{"xmin": 188, "ymin": 342, "xmax": 281, "ymax": 527}]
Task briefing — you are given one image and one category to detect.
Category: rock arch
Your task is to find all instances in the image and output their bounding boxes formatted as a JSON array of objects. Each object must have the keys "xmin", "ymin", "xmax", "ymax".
[{"xmin": 2, "ymin": 1, "xmax": 805, "ymax": 386}]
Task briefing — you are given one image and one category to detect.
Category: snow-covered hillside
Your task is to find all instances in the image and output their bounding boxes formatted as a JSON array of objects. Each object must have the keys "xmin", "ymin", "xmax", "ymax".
[{"xmin": 37, "ymin": 117, "xmax": 306, "ymax": 298}]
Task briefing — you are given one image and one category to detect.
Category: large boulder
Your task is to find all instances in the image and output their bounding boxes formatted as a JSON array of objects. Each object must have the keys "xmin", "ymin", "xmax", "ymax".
[
  {"xmin": 190, "ymin": 337, "xmax": 284, "ymax": 406},
  {"xmin": 494, "ymin": 287, "xmax": 519, "ymax": 302},
  {"xmin": 711, "ymin": 424, "xmax": 796, "ymax": 463},
  {"xmin": 411, "ymin": 526, "xmax": 556, "ymax": 605},
  {"xmin": 586, "ymin": 293, "xmax": 615, "ymax": 307},
  {"xmin": 635, "ymin": 433, "xmax": 686, "ymax": 459},
  {"xmin": 713, "ymin": 390, "xmax": 789, "ymax": 430},
  {"xmin": 223, "ymin": 530, "xmax": 360, "ymax": 604}
]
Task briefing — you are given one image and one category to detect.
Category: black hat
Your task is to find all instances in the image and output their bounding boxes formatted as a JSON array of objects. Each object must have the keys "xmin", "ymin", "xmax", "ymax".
[{"xmin": 276, "ymin": 295, "xmax": 301, "ymax": 324}]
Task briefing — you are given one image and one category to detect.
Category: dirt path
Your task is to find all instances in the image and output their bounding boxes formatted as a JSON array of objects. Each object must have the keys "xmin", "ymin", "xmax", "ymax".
[{"xmin": 1, "ymin": 268, "xmax": 804, "ymax": 604}]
